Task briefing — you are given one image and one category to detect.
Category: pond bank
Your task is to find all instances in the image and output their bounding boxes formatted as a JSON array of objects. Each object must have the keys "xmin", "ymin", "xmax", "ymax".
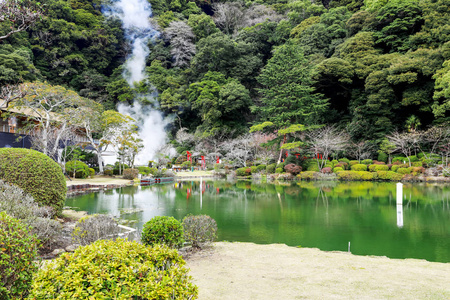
[{"xmin": 186, "ymin": 242, "xmax": 450, "ymax": 300}]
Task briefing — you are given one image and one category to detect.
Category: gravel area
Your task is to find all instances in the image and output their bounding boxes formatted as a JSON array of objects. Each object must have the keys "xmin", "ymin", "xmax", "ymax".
[{"xmin": 186, "ymin": 242, "xmax": 450, "ymax": 300}]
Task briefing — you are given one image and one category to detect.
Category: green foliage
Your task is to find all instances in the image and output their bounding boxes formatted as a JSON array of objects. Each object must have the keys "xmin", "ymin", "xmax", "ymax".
[
  {"xmin": 256, "ymin": 165, "xmax": 267, "ymax": 173},
  {"xmin": 66, "ymin": 160, "xmax": 90, "ymax": 179},
  {"xmin": 337, "ymin": 171, "xmax": 361, "ymax": 180},
  {"xmin": 29, "ymin": 239, "xmax": 198, "ymax": 299},
  {"xmin": 377, "ymin": 152, "xmax": 388, "ymax": 163},
  {"xmin": 0, "ymin": 212, "xmax": 39, "ymax": 300},
  {"xmin": 275, "ymin": 167, "xmax": 283, "ymax": 173},
  {"xmin": 123, "ymin": 168, "xmax": 139, "ymax": 180},
  {"xmin": 442, "ymin": 168, "xmax": 450, "ymax": 177},
  {"xmin": 182, "ymin": 215, "xmax": 217, "ymax": 249},
  {"xmin": 351, "ymin": 164, "xmax": 368, "ymax": 171},
  {"xmin": 408, "ymin": 155, "xmax": 419, "ymax": 162},
  {"xmin": 333, "ymin": 167, "xmax": 344, "ymax": 173},
  {"xmin": 72, "ymin": 214, "xmax": 119, "ymax": 246},
  {"xmin": 392, "ymin": 157, "xmax": 407, "ymax": 163},
  {"xmin": 236, "ymin": 167, "xmax": 251, "ymax": 176},
  {"xmin": 396, "ymin": 167, "xmax": 412, "ymax": 175},
  {"xmin": 361, "ymin": 159, "xmax": 373, "ymax": 165},
  {"xmin": 266, "ymin": 164, "xmax": 276, "ymax": 174},
  {"xmin": 377, "ymin": 171, "xmax": 404, "ymax": 181},
  {"xmin": 250, "ymin": 166, "xmax": 258, "ymax": 174},
  {"xmin": 368, "ymin": 164, "xmax": 389, "ymax": 172},
  {"xmin": 142, "ymin": 216, "xmax": 184, "ymax": 249},
  {"xmin": 88, "ymin": 168, "xmax": 95, "ymax": 177},
  {"xmin": 298, "ymin": 171, "xmax": 319, "ymax": 180},
  {"xmin": 349, "ymin": 160, "xmax": 359, "ymax": 166},
  {"xmin": 0, "ymin": 148, "xmax": 66, "ymax": 217},
  {"xmin": 138, "ymin": 166, "xmax": 152, "ymax": 175}
]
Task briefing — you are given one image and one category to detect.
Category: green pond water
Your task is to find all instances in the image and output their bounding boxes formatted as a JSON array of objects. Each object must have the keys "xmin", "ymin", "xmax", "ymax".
[{"xmin": 65, "ymin": 180, "xmax": 450, "ymax": 262}]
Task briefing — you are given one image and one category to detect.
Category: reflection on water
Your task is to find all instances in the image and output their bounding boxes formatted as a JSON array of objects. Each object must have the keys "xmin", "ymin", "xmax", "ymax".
[{"xmin": 66, "ymin": 180, "xmax": 450, "ymax": 262}]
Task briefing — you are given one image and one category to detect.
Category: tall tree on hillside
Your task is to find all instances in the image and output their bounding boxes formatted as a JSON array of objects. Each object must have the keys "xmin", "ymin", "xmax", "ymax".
[
  {"xmin": 255, "ymin": 42, "xmax": 328, "ymax": 128},
  {"xmin": 0, "ymin": 0, "xmax": 43, "ymax": 41}
]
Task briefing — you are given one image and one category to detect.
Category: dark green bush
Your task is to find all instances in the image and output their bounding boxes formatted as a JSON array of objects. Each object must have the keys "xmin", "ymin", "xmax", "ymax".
[
  {"xmin": 72, "ymin": 214, "xmax": 120, "ymax": 246},
  {"xmin": 392, "ymin": 157, "xmax": 407, "ymax": 164},
  {"xmin": 123, "ymin": 168, "xmax": 139, "ymax": 179},
  {"xmin": 368, "ymin": 164, "xmax": 389, "ymax": 172},
  {"xmin": 104, "ymin": 169, "xmax": 113, "ymax": 176},
  {"xmin": 182, "ymin": 215, "xmax": 217, "ymax": 249},
  {"xmin": 377, "ymin": 171, "xmax": 404, "ymax": 181},
  {"xmin": 88, "ymin": 168, "xmax": 95, "ymax": 177},
  {"xmin": 337, "ymin": 171, "xmax": 361, "ymax": 180},
  {"xmin": 0, "ymin": 212, "xmax": 39, "ymax": 300},
  {"xmin": 0, "ymin": 148, "xmax": 66, "ymax": 217},
  {"xmin": 250, "ymin": 166, "xmax": 258, "ymax": 174},
  {"xmin": 361, "ymin": 159, "xmax": 373, "ymax": 165},
  {"xmin": 256, "ymin": 164, "xmax": 266, "ymax": 173},
  {"xmin": 351, "ymin": 164, "xmax": 368, "ymax": 171},
  {"xmin": 142, "ymin": 216, "xmax": 184, "ymax": 248},
  {"xmin": 408, "ymin": 155, "xmax": 419, "ymax": 162},
  {"xmin": 66, "ymin": 160, "xmax": 89, "ymax": 179},
  {"xmin": 29, "ymin": 239, "xmax": 198, "ymax": 299},
  {"xmin": 377, "ymin": 152, "xmax": 388, "ymax": 163},
  {"xmin": 266, "ymin": 164, "xmax": 276, "ymax": 174},
  {"xmin": 236, "ymin": 167, "xmax": 248, "ymax": 176}
]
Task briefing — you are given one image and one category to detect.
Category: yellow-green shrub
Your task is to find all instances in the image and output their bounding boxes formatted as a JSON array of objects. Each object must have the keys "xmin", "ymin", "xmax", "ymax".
[
  {"xmin": 28, "ymin": 239, "xmax": 198, "ymax": 299},
  {"xmin": 368, "ymin": 164, "xmax": 389, "ymax": 172},
  {"xmin": 396, "ymin": 167, "xmax": 412, "ymax": 174},
  {"xmin": 333, "ymin": 167, "xmax": 344, "ymax": 173},
  {"xmin": 142, "ymin": 216, "xmax": 184, "ymax": 248},
  {"xmin": 0, "ymin": 212, "xmax": 39, "ymax": 300},
  {"xmin": 351, "ymin": 164, "xmax": 368, "ymax": 171},
  {"xmin": 349, "ymin": 160, "xmax": 359, "ymax": 166},
  {"xmin": 377, "ymin": 171, "xmax": 404, "ymax": 181},
  {"xmin": 337, "ymin": 171, "xmax": 361, "ymax": 180},
  {"xmin": 355, "ymin": 171, "xmax": 376, "ymax": 180},
  {"xmin": 361, "ymin": 159, "xmax": 373, "ymax": 165},
  {"xmin": 297, "ymin": 171, "xmax": 319, "ymax": 180}
]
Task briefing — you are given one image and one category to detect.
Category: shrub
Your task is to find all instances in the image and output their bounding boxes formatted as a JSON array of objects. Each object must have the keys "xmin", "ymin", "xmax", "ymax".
[
  {"xmin": 275, "ymin": 167, "xmax": 283, "ymax": 173},
  {"xmin": 104, "ymin": 169, "xmax": 113, "ymax": 176},
  {"xmin": 356, "ymin": 171, "xmax": 376, "ymax": 180},
  {"xmin": 377, "ymin": 171, "xmax": 404, "ymax": 181},
  {"xmin": 392, "ymin": 157, "xmax": 407, "ymax": 164},
  {"xmin": 349, "ymin": 160, "xmax": 359, "ymax": 166},
  {"xmin": 182, "ymin": 215, "xmax": 217, "ymax": 249},
  {"xmin": 377, "ymin": 152, "xmax": 388, "ymax": 163},
  {"xmin": 256, "ymin": 164, "xmax": 266, "ymax": 173},
  {"xmin": 321, "ymin": 167, "xmax": 332, "ymax": 174},
  {"xmin": 142, "ymin": 216, "xmax": 184, "ymax": 249},
  {"xmin": 443, "ymin": 168, "xmax": 450, "ymax": 177},
  {"xmin": 373, "ymin": 160, "xmax": 385, "ymax": 165},
  {"xmin": 29, "ymin": 239, "xmax": 198, "ymax": 299},
  {"xmin": 391, "ymin": 165, "xmax": 400, "ymax": 172},
  {"xmin": 123, "ymin": 168, "xmax": 139, "ymax": 179},
  {"xmin": 181, "ymin": 161, "xmax": 192, "ymax": 168},
  {"xmin": 236, "ymin": 167, "xmax": 248, "ymax": 176},
  {"xmin": 337, "ymin": 171, "xmax": 361, "ymax": 180},
  {"xmin": 149, "ymin": 167, "xmax": 158, "ymax": 175},
  {"xmin": 333, "ymin": 167, "xmax": 344, "ymax": 173},
  {"xmin": 72, "ymin": 214, "xmax": 120, "ymax": 246},
  {"xmin": 0, "ymin": 212, "xmax": 39, "ymax": 299},
  {"xmin": 339, "ymin": 158, "xmax": 350, "ymax": 164},
  {"xmin": 338, "ymin": 162, "xmax": 349, "ymax": 169},
  {"xmin": 88, "ymin": 168, "xmax": 95, "ymax": 177},
  {"xmin": 331, "ymin": 159, "xmax": 339, "ymax": 166},
  {"xmin": 0, "ymin": 180, "xmax": 61, "ymax": 249},
  {"xmin": 266, "ymin": 163, "xmax": 276, "ymax": 174},
  {"xmin": 285, "ymin": 164, "xmax": 302, "ymax": 175},
  {"xmin": 351, "ymin": 164, "xmax": 368, "ymax": 171},
  {"xmin": 412, "ymin": 167, "xmax": 425, "ymax": 175},
  {"xmin": 250, "ymin": 166, "xmax": 258, "ymax": 174},
  {"xmin": 298, "ymin": 171, "xmax": 319, "ymax": 180},
  {"xmin": 412, "ymin": 161, "xmax": 423, "ymax": 167},
  {"xmin": 66, "ymin": 160, "xmax": 90, "ymax": 179},
  {"xmin": 396, "ymin": 167, "xmax": 412, "ymax": 175},
  {"xmin": 306, "ymin": 160, "xmax": 320, "ymax": 171},
  {"xmin": 408, "ymin": 155, "xmax": 419, "ymax": 162},
  {"xmin": 0, "ymin": 148, "xmax": 66, "ymax": 217},
  {"xmin": 137, "ymin": 166, "xmax": 152, "ymax": 175},
  {"xmin": 368, "ymin": 164, "xmax": 389, "ymax": 172},
  {"xmin": 361, "ymin": 159, "xmax": 373, "ymax": 165}
]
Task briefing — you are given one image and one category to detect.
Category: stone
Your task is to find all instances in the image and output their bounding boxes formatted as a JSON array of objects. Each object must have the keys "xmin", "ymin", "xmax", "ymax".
[
  {"xmin": 65, "ymin": 244, "xmax": 81, "ymax": 252},
  {"xmin": 51, "ymin": 249, "xmax": 66, "ymax": 256}
]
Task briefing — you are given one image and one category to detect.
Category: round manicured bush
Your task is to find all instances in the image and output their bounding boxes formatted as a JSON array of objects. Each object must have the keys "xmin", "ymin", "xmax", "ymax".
[
  {"xmin": 321, "ymin": 167, "xmax": 332, "ymax": 174},
  {"xmin": 349, "ymin": 160, "xmax": 359, "ymax": 166},
  {"xmin": 250, "ymin": 166, "xmax": 258, "ymax": 174},
  {"xmin": 275, "ymin": 167, "xmax": 283, "ymax": 173},
  {"xmin": 377, "ymin": 152, "xmax": 388, "ymax": 163},
  {"xmin": 28, "ymin": 239, "xmax": 198, "ymax": 299},
  {"xmin": 104, "ymin": 169, "xmax": 113, "ymax": 176},
  {"xmin": 256, "ymin": 164, "xmax": 266, "ymax": 173},
  {"xmin": 368, "ymin": 164, "xmax": 389, "ymax": 172},
  {"xmin": 339, "ymin": 158, "xmax": 350, "ymax": 164},
  {"xmin": 0, "ymin": 212, "xmax": 39, "ymax": 300},
  {"xmin": 66, "ymin": 160, "xmax": 89, "ymax": 179},
  {"xmin": 361, "ymin": 159, "xmax": 373, "ymax": 165},
  {"xmin": 396, "ymin": 167, "xmax": 412, "ymax": 174},
  {"xmin": 182, "ymin": 214, "xmax": 217, "ymax": 249},
  {"xmin": 137, "ymin": 166, "xmax": 152, "ymax": 175},
  {"xmin": 266, "ymin": 163, "xmax": 276, "ymax": 174},
  {"xmin": 88, "ymin": 168, "xmax": 95, "ymax": 177},
  {"xmin": 285, "ymin": 164, "xmax": 302, "ymax": 175},
  {"xmin": 236, "ymin": 167, "xmax": 248, "ymax": 176},
  {"xmin": 142, "ymin": 216, "xmax": 184, "ymax": 248},
  {"xmin": 0, "ymin": 148, "xmax": 66, "ymax": 217},
  {"xmin": 351, "ymin": 164, "xmax": 368, "ymax": 171},
  {"xmin": 333, "ymin": 167, "xmax": 344, "ymax": 173},
  {"xmin": 298, "ymin": 171, "xmax": 319, "ymax": 180},
  {"xmin": 337, "ymin": 171, "xmax": 361, "ymax": 180}
]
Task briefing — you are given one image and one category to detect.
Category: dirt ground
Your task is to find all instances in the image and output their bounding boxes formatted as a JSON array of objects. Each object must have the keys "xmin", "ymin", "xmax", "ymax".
[{"xmin": 186, "ymin": 242, "xmax": 450, "ymax": 300}]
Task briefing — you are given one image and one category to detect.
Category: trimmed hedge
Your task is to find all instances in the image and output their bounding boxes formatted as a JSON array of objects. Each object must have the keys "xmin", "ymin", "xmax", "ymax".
[
  {"xmin": 339, "ymin": 158, "xmax": 350, "ymax": 164},
  {"xmin": 0, "ymin": 212, "xmax": 39, "ymax": 300},
  {"xmin": 349, "ymin": 160, "xmax": 359, "ymax": 166},
  {"xmin": 66, "ymin": 160, "xmax": 90, "ymax": 179},
  {"xmin": 142, "ymin": 216, "xmax": 184, "ymax": 249},
  {"xmin": 266, "ymin": 164, "xmax": 276, "ymax": 174},
  {"xmin": 337, "ymin": 171, "xmax": 362, "ymax": 180},
  {"xmin": 256, "ymin": 165, "xmax": 266, "ymax": 173},
  {"xmin": 275, "ymin": 167, "xmax": 283, "ymax": 173},
  {"xmin": 396, "ymin": 167, "xmax": 412, "ymax": 175},
  {"xmin": 351, "ymin": 164, "xmax": 368, "ymax": 171},
  {"xmin": 368, "ymin": 164, "xmax": 389, "ymax": 172},
  {"xmin": 298, "ymin": 171, "xmax": 319, "ymax": 180},
  {"xmin": 377, "ymin": 171, "xmax": 404, "ymax": 181},
  {"xmin": 361, "ymin": 159, "xmax": 373, "ymax": 165},
  {"xmin": 0, "ymin": 148, "xmax": 66, "ymax": 216},
  {"xmin": 333, "ymin": 167, "xmax": 344, "ymax": 173},
  {"xmin": 29, "ymin": 239, "xmax": 198, "ymax": 299}
]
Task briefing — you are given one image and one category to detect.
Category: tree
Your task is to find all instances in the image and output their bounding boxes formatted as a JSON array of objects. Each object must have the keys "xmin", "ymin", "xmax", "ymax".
[
  {"xmin": 0, "ymin": 84, "xmax": 26, "ymax": 109},
  {"xmin": 255, "ymin": 42, "xmax": 328, "ymax": 128},
  {"xmin": 212, "ymin": 2, "xmax": 244, "ymax": 35},
  {"xmin": 0, "ymin": 0, "xmax": 43, "ymax": 41},
  {"xmin": 9, "ymin": 82, "xmax": 86, "ymax": 159},
  {"xmin": 307, "ymin": 126, "xmax": 349, "ymax": 170},
  {"xmin": 378, "ymin": 138, "xmax": 396, "ymax": 164},
  {"xmin": 221, "ymin": 133, "xmax": 254, "ymax": 167},
  {"xmin": 387, "ymin": 131, "xmax": 420, "ymax": 166},
  {"xmin": 348, "ymin": 141, "xmax": 372, "ymax": 162},
  {"xmin": 165, "ymin": 21, "xmax": 196, "ymax": 67}
]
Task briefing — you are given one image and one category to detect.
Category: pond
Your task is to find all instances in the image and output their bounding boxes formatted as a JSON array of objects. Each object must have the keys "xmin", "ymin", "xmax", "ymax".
[{"xmin": 65, "ymin": 180, "xmax": 450, "ymax": 263}]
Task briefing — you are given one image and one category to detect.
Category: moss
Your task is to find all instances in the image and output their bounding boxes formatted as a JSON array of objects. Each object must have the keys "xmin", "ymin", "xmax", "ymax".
[{"xmin": 0, "ymin": 148, "xmax": 66, "ymax": 216}]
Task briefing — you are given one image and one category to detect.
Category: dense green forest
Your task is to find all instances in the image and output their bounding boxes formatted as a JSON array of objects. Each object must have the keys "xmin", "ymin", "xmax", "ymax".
[{"xmin": 1, "ymin": 0, "xmax": 450, "ymax": 146}]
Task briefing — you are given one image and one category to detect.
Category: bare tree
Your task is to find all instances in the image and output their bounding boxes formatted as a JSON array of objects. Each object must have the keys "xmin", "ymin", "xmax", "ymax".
[
  {"xmin": 213, "ymin": 2, "xmax": 244, "ymax": 35},
  {"xmin": 0, "ymin": 84, "xmax": 26, "ymax": 109},
  {"xmin": 387, "ymin": 131, "xmax": 420, "ymax": 166},
  {"xmin": 0, "ymin": 0, "xmax": 43, "ymax": 41},
  {"xmin": 221, "ymin": 133, "xmax": 254, "ymax": 167},
  {"xmin": 242, "ymin": 4, "xmax": 283, "ymax": 28},
  {"xmin": 348, "ymin": 141, "xmax": 372, "ymax": 163},
  {"xmin": 165, "ymin": 21, "xmax": 196, "ymax": 67},
  {"xmin": 307, "ymin": 126, "xmax": 349, "ymax": 170}
]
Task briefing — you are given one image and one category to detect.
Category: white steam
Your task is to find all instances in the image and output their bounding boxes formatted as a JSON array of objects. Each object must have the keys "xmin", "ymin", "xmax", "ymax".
[{"xmin": 103, "ymin": 0, "xmax": 172, "ymax": 166}]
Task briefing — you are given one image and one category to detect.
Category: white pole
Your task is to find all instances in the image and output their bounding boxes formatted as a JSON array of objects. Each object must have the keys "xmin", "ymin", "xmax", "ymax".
[
  {"xmin": 396, "ymin": 182, "xmax": 403, "ymax": 205},
  {"xmin": 200, "ymin": 177, "xmax": 202, "ymax": 209}
]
